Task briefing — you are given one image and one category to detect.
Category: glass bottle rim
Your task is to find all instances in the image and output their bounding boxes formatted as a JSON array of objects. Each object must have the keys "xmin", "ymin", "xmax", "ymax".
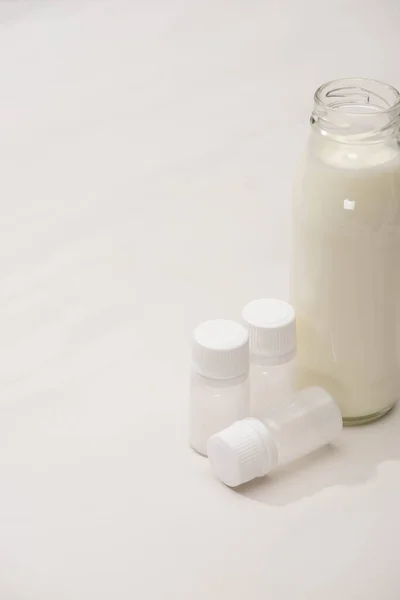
[{"xmin": 314, "ymin": 77, "xmax": 400, "ymax": 117}]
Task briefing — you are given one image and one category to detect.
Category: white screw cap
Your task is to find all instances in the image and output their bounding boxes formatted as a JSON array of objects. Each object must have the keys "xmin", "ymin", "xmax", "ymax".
[
  {"xmin": 207, "ymin": 418, "xmax": 278, "ymax": 487},
  {"xmin": 242, "ymin": 299, "xmax": 296, "ymax": 364},
  {"xmin": 192, "ymin": 319, "xmax": 249, "ymax": 380}
]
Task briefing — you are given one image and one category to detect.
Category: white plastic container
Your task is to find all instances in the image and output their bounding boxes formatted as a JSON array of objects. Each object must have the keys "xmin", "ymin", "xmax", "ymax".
[
  {"xmin": 242, "ymin": 299, "xmax": 296, "ymax": 418},
  {"xmin": 189, "ymin": 319, "xmax": 249, "ymax": 456},
  {"xmin": 207, "ymin": 386, "xmax": 342, "ymax": 487},
  {"xmin": 291, "ymin": 78, "xmax": 400, "ymax": 424}
]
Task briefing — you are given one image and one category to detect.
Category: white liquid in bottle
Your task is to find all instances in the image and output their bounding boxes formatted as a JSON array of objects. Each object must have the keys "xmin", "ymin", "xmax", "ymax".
[{"xmin": 292, "ymin": 135, "xmax": 400, "ymax": 422}]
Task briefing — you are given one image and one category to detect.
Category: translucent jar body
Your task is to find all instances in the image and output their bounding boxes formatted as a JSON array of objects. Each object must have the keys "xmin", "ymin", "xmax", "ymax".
[
  {"xmin": 291, "ymin": 78, "xmax": 400, "ymax": 424},
  {"xmin": 249, "ymin": 356, "xmax": 295, "ymax": 419},
  {"xmin": 262, "ymin": 387, "xmax": 342, "ymax": 468},
  {"xmin": 189, "ymin": 371, "xmax": 249, "ymax": 456}
]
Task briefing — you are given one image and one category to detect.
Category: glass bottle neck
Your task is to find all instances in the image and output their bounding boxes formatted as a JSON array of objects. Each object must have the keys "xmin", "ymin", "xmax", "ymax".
[{"xmin": 311, "ymin": 78, "xmax": 400, "ymax": 145}]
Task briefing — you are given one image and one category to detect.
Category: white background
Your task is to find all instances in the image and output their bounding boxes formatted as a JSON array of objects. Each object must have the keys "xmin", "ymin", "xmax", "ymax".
[{"xmin": 0, "ymin": 1, "xmax": 400, "ymax": 598}]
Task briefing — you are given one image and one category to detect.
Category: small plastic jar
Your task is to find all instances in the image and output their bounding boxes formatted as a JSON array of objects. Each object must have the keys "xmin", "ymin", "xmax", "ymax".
[
  {"xmin": 242, "ymin": 299, "xmax": 296, "ymax": 419},
  {"xmin": 207, "ymin": 386, "xmax": 342, "ymax": 487},
  {"xmin": 189, "ymin": 319, "xmax": 250, "ymax": 456}
]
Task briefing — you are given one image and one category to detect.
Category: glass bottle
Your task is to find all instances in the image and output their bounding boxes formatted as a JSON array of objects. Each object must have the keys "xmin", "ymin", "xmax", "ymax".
[
  {"xmin": 207, "ymin": 387, "xmax": 342, "ymax": 487},
  {"xmin": 291, "ymin": 78, "xmax": 400, "ymax": 424}
]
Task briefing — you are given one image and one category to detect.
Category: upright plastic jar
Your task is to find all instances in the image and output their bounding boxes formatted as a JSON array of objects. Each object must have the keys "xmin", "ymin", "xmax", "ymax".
[
  {"xmin": 242, "ymin": 298, "xmax": 296, "ymax": 418},
  {"xmin": 189, "ymin": 319, "xmax": 249, "ymax": 455},
  {"xmin": 291, "ymin": 78, "xmax": 400, "ymax": 424}
]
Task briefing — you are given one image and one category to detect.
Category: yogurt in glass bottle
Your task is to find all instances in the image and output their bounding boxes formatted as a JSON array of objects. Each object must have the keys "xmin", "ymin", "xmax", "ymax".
[{"xmin": 291, "ymin": 78, "xmax": 400, "ymax": 424}]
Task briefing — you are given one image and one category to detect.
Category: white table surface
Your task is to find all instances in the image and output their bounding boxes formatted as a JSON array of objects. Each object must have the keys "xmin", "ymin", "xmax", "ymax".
[{"xmin": 1, "ymin": 1, "xmax": 400, "ymax": 598}]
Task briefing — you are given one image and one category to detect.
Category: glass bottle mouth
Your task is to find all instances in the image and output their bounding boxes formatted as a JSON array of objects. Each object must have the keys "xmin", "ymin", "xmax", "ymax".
[{"xmin": 312, "ymin": 78, "xmax": 400, "ymax": 143}]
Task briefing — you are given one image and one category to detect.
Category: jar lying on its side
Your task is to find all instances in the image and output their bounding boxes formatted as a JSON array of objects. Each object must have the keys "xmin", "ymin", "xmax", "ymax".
[{"xmin": 207, "ymin": 387, "xmax": 342, "ymax": 487}]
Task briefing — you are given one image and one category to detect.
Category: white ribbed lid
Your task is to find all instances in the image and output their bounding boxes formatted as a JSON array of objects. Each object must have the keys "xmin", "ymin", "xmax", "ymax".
[
  {"xmin": 192, "ymin": 319, "xmax": 249, "ymax": 380},
  {"xmin": 242, "ymin": 299, "xmax": 296, "ymax": 364},
  {"xmin": 207, "ymin": 418, "xmax": 278, "ymax": 487}
]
